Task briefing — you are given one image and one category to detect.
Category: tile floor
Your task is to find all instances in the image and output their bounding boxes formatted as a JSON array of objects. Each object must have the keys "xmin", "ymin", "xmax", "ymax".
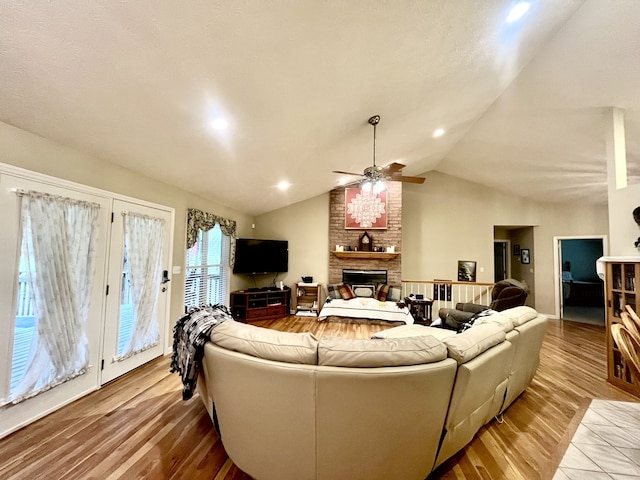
[{"xmin": 554, "ymin": 399, "xmax": 640, "ymax": 479}]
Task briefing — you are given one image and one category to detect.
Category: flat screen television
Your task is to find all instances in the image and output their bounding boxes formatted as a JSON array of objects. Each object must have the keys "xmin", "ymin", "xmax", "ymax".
[{"xmin": 233, "ymin": 238, "xmax": 288, "ymax": 274}]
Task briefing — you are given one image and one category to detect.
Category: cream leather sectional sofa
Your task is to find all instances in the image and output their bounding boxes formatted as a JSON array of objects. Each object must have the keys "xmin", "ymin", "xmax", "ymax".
[{"xmin": 198, "ymin": 306, "xmax": 548, "ymax": 480}]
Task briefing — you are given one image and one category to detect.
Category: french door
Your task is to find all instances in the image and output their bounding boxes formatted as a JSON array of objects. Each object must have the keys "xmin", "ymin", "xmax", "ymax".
[
  {"xmin": 101, "ymin": 200, "xmax": 172, "ymax": 384},
  {"xmin": 0, "ymin": 166, "xmax": 174, "ymax": 438},
  {"xmin": 0, "ymin": 173, "xmax": 111, "ymax": 437}
]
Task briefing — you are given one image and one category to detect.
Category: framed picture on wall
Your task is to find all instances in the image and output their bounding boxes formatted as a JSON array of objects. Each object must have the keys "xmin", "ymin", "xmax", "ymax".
[
  {"xmin": 521, "ymin": 249, "xmax": 530, "ymax": 264},
  {"xmin": 345, "ymin": 187, "xmax": 387, "ymax": 229},
  {"xmin": 513, "ymin": 244, "xmax": 520, "ymax": 256},
  {"xmin": 457, "ymin": 261, "xmax": 477, "ymax": 282}
]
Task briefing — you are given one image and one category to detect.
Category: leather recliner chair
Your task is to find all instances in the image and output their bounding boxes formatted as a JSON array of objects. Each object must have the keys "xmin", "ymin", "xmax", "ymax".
[{"xmin": 438, "ymin": 279, "xmax": 529, "ymax": 330}]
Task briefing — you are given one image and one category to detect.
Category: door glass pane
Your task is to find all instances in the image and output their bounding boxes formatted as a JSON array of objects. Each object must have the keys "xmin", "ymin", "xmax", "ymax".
[
  {"xmin": 114, "ymin": 212, "xmax": 164, "ymax": 360},
  {"xmin": 117, "ymin": 250, "xmax": 134, "ymax": 357},
  {"xmin": 11, "ymin": 253, "xmax": 35, "ymax": 392}
]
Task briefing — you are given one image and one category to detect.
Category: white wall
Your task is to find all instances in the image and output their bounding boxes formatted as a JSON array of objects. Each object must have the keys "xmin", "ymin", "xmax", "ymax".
[
  {"xmin": 402, "ymin": 172, "xmax": 542, "ymax": 283},
  {"xmin": 534, "ymin": 203, "xmax": 609, "ymax": 313},
  {"xmin": 254, "ymin": 193, "xmax": 330, "ymax": 290},
  {"xmin": 0, "ymin": 121, "xmax": 254, "ymax": 326}
]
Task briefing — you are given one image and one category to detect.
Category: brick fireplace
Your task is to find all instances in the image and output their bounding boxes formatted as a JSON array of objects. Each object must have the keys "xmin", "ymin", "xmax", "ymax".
[{"xmin": 328, "ymin": 182, "xmax": 402, "ymax": 285}]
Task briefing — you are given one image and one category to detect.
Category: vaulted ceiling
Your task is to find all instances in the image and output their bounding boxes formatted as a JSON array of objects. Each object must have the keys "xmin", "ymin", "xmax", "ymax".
[{"xmin": 1, "ymin": 1, "xmax": 638, "ymax": 215}]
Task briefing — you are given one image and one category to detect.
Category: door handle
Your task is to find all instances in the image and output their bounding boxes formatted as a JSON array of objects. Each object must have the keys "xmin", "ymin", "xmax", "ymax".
[{"xmin": 161, "ymin": 270, "xmax": 171, "ymax": 284}]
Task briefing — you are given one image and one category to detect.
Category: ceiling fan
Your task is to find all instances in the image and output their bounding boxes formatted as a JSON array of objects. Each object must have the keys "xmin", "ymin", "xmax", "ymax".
[{"xmin": 332, "ymin": 115, "xmax": 426, "ymax": 190}]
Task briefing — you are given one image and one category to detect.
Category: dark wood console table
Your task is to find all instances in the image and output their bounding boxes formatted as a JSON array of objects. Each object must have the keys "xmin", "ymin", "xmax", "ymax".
[{"xmin": 230, "ymin": 288, "xmax": 290, "ymax": 322}]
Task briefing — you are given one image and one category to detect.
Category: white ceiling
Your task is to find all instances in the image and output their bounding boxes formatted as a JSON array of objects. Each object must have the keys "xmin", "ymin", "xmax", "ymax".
[{"xmin": 1, "ymin": 1, "xmax": 638, "ymax": 215}]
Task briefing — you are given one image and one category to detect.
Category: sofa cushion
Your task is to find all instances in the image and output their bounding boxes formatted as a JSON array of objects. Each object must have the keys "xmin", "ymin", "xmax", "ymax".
[
  {"xmin": 443, "ymin": 323, "xmax": 506, "ymax": 364},
  {"xmin": 318, "ymin": 336, "xmax": 447, "ymax": 367},
  {"xmin": 500, "ymin": 306, "xmax": 538, "ymax": 327},
  {"xmin": 473, "ymin": 311, "xmax": 514, "ymax": 333},
  {"xmin": 210, "ymin": 320, "xmax": 318, "ymax": 365},
  {"xmin": 371, "ymin": 324, "xmax": 457, "ymax": 341}
]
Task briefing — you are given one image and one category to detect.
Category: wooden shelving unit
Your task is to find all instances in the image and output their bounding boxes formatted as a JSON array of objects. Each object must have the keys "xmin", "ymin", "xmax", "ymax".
[
  {"xmin": 606, "ymin": 260, "xmax": 640, "ymax": 396},
  {"xmin": 293, "ymin": 283, "xmax": 323, "ymax": 316},
  {"xmin": 230, "ymin": 288, "xmax": 290, "ymax": 322},
  {"xmin": 331, "ymin": 251, "xmax": 399, "ymax": 261}
]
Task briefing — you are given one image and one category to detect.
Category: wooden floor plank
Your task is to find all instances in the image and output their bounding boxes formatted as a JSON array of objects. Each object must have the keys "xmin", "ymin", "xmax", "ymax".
[{"xmin": 0, "ymin": 317, "xmax": 637, "ymax": 479}]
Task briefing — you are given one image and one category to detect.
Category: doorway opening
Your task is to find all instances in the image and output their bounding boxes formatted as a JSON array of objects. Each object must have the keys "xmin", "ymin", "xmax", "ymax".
[
  {"xmin": 554, "ymin": 236, "xmax": 607, "ymax": 325},
  {"xmin": 493, "ymin": 240, "xmax": 509, "ymax": 282}
]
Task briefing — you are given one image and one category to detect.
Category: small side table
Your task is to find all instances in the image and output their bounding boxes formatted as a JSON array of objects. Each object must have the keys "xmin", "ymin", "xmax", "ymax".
[
  {"xmin": 406, "ymin": 297, "xmax": 434, "ymax": 325},
  {"xmin": 294, "ymin": 283, "xmax": 323, "ymax": 316}
]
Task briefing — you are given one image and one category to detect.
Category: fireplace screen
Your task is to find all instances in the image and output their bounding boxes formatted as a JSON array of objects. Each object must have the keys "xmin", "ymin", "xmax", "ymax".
[{"xmin": 342, "ymin": 269, "xmax": 388, "ymax": 286}]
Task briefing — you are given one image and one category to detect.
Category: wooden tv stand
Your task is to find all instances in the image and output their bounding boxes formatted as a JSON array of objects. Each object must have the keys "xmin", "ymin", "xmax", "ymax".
[{"xmin": 230, "ymin": 288, "xmax": 290, "ymax": 322}]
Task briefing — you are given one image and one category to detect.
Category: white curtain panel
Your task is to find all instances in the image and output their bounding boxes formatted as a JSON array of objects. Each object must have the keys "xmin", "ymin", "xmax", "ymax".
[
  {"xmin": 118, "ymin": 212, "xmax": 164, "ymax": 359},
  {"xmin": 9, "ymin": 192, "xmax": 100, "ymax": 404}
]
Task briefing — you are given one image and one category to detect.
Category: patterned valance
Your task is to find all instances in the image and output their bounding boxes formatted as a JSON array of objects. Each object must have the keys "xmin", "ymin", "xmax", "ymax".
[{"xmin": 186, "ymin": 208, "xmax": 237, "ymax": 248}]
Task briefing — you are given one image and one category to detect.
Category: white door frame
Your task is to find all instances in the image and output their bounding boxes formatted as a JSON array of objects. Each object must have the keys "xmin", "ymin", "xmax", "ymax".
[{"xmin": 553, "ymin": 235, "xmax": 608, "ymax": 319}]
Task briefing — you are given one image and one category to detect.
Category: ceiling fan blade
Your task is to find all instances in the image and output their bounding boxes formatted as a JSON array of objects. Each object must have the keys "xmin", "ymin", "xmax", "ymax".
[
  {"xmin": 390, "ymin": 175, "xmax": 426, "ymax": 184},
  {"xmin": 332, "ymin": 170, "xmax": 365, "ymax": 177},
  {"xmin": 381, "ymin": 162, "xmax": 405, "ymax": 174}
]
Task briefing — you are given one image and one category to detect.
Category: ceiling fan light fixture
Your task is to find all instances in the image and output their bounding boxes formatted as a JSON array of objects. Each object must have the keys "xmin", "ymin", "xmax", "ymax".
[
  {"xmin": 372, "ymin": 180, "xmax": 386, "ymax": 194},
  {"xmin": 361, "ymin": 180, "xmax": 373, "ymax": 193},
  {"xmin": 506, "ymin": 2, "xmax": 530, "ymax": 23},
  {"xmin": 210, "ymin": 117, "xmax": 229, "ymax": 130}
]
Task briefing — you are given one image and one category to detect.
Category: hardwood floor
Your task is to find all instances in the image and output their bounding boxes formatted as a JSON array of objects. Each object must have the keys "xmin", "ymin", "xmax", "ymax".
[{"xmin": 0, "ymin": 317, "xmax": 636, "ymax": 479}]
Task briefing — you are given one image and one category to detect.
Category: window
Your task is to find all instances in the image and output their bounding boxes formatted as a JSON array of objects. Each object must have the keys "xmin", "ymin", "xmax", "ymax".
[{"xmin": 185, "ymin": 224, "xmax": 230, "ymax": 310}]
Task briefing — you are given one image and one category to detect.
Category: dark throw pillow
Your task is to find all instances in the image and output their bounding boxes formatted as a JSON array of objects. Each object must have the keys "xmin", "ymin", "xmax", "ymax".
[
  {"xmin": 327, "ymin": 283, "xmax": 344, "ymax": 299},
  {"xmin": 374, "ymin": 284, "xmax": 391, "ymax": 301},
  {"xmin": 338, "ymin": 284, "xmax": 356, "ymax": 300}
]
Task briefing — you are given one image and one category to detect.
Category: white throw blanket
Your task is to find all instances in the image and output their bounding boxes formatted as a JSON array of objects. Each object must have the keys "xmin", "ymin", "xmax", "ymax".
[{"xmin": 318, "ymin": 297, "xmax": 414, "ymax": 324}]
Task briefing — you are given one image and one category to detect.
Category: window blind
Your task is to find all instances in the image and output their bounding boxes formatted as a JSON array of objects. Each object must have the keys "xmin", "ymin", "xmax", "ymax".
[{"xmin": 184, "ymin": 224, "xmax": 230, "ymax": 310}]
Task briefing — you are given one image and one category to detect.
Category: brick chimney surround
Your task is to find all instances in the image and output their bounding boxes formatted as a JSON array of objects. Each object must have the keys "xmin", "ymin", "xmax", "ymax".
[{"xmin": 328, "ymin": 182, "xmax": 402, "ymax": 286}]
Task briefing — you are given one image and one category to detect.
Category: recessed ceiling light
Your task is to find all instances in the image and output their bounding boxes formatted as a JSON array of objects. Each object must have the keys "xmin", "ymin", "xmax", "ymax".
[
  {"xmin": 277, "ymin": 181, "xmax": 290, "ymax": 191},
  {"xmin": 211, "ymin": 118, "xmax": 229, "ymax": 130},
  {"xmin": 433, "ymin": 128, "xmax": 445, "ymax": 138},
  {"xmin": 506, "ymin": 2, "xmax": 530, "ymax": 23}
]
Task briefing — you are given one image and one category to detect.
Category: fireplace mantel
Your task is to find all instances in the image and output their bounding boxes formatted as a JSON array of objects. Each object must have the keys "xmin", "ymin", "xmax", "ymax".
[{"xmin": 332, "ymin": 251, "xmax": 399, "ymax": 261}]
